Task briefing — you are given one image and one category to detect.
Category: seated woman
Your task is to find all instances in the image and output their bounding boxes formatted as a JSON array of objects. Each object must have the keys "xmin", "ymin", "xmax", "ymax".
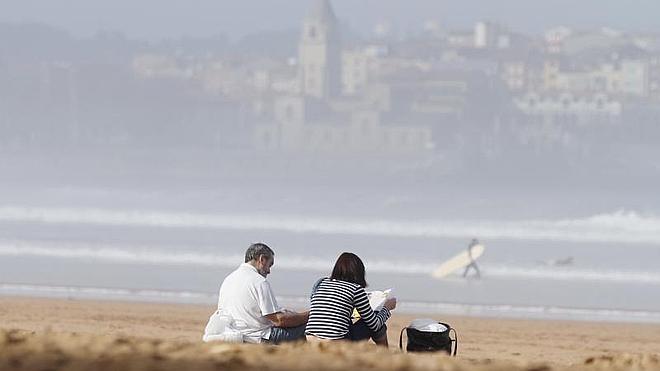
[{"xmin": 305, "ymin": 252, "xmax": 396, "ymax": 346}]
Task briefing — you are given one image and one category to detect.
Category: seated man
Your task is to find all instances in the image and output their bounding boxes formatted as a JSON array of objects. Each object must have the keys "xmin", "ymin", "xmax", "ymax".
[{"xmin": 213, "ymin": 243, "xmax": 308, "ymax": 344}]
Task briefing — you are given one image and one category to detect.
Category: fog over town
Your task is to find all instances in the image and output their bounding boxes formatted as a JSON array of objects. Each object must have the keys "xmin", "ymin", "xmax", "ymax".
[{"xmin": 1, "ymin": 1, "xmax": 659, "ymax": 320}]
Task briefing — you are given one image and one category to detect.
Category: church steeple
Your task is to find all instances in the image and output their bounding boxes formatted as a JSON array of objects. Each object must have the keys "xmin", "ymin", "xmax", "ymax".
[
  {"xmin": 307, "ymin": 0, "xmax": 337, "ymax": 24},
  {"xmin": 299, "ymin": 0, "xmax": 341, "ymax": 99}
]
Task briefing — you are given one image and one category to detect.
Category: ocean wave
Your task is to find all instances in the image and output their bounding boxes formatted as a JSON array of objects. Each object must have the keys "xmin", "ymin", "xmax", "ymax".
[
  {"xmin": 1, "ymin": 239, "xmax": 659, "ymax": 284},
  {"xmin": 397, "ymin": 301, "xmax": 660, "ymax": 323},
  {"xmin": 0, "ymin": 283, "xmax": 215, "ymax": 304},
  {"xmin": 0, "ymin": 207, "xmax": 660, "ymax": 245},
  {"xmin": 485, "ymin": 265, "xmax": 660, "ymax": 284},
  {"xmin": 0, "ymin": 239, "xmax": 432, "ymax": 273}
]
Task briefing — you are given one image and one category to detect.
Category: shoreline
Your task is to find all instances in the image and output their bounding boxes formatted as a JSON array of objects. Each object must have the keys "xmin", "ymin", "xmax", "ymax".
[
  {"xmin": 2, "ymin": 285, "xmax": 660, "ymax": 325},
  {"xmin": 2, "ymin": 295, "xmax": 660, "ymax": 368}
]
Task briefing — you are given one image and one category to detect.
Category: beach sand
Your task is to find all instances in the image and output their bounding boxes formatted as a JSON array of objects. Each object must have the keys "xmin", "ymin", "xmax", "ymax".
[{"xmin": 1, "ymin": 296, "xmax": 659, "ymax": 370}]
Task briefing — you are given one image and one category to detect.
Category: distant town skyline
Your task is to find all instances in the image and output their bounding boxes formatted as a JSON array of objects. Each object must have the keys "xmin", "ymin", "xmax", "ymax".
[{"xmin": 3, "ymin": 0, "xmax": 660, "ymax": 41}]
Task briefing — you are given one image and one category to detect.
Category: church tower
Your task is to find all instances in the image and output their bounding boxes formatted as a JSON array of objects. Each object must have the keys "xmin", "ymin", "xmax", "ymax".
[{"xmin": 299, "ymin": 0, "xmax": 341, "ymax": 99}]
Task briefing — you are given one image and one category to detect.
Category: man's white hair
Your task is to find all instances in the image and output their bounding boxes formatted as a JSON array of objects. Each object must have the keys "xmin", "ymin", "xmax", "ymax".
[{"xmin": 244, "ymin": 243, "xmax": 274, "ymax": 263}]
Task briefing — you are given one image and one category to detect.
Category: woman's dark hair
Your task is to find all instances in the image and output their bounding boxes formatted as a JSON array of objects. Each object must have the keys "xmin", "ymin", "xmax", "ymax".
[{"xmin": 330, "ymin": 252, "xmax": 367, "ymax": 288}]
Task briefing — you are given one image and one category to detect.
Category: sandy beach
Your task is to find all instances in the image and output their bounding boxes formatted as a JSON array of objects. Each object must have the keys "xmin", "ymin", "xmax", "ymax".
[{"xmin": 1, "ymin": 296, "xmax": 659, "ymax": 371}]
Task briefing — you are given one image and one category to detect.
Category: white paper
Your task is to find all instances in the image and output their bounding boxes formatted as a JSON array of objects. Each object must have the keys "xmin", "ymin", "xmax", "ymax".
[{"xmin": 367, "ymin": 288, "xmax": 393, "ymax": 311}]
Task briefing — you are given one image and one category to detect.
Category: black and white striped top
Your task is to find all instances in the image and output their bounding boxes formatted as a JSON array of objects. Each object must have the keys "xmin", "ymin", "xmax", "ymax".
[{"xmin": 305, "ymin": 278, "xmax": 391, "ymax": 340}]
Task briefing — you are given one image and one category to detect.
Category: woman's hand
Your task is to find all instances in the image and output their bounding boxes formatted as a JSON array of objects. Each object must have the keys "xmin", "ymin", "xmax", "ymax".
[{"xmin": 384, "ymin": 297, "xmax": 397, "ymax": 311}]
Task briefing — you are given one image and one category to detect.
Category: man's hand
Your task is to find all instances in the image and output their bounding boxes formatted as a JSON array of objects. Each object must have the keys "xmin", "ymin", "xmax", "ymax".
[{"xmin": 265, "ymin": 310, "xmax": 310, "ymax": 328}]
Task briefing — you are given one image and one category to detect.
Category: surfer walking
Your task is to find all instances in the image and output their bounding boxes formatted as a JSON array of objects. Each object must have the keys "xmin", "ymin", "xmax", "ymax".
[{"xmin": 462, "ymin": 238, "xmax": 481, "ymax": 279}]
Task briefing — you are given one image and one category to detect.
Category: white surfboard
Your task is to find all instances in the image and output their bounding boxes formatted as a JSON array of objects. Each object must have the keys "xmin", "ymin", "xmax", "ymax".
[{"xmin": 432, "ymin": 244, "xmax": 485, "ymax": 278}]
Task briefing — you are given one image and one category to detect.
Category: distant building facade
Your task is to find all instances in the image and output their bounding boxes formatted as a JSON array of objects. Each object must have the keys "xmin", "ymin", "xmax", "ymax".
[
  {"xmin": 254, "ymin": 0, "xmax": 433, "ymax": 154},
  {"xmin": 298, "ymin": 0, "xmax": 342, "ymax": 99}
]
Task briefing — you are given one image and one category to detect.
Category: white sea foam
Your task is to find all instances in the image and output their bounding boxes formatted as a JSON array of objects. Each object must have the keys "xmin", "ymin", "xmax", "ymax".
[
  {"xmin": 0, "ymin": 283, "xmax": 215, "ymax": 304},
  {"xmin": 2, "ymin": 282, "xmax": 660, "ymax": 324},
  {"xmin": 0, "ymin": 239, "xmax": 432, "ymax": 273},
  {"xmin": 397, "ymin": 301, "xmax": 660, "ymax": 324},
  {"xmin": 485, "ymin": 265, "xmax": 660, "ymax": 284},
  {"xmin": 1, "ymin": 239, "xmax": 659, "ymax": 285},
  {"xmin": 0, "ymin": 206, "xmax": 659, "ymax": 245}
]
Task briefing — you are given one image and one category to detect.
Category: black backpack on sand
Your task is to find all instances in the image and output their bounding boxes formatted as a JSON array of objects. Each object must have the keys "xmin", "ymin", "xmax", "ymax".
[{"xmin": 399, "ymin": 321, "xmax": 458, "ymax": 356}]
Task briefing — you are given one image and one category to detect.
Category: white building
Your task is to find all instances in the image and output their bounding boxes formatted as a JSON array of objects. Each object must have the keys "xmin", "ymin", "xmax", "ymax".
[
  {"xmin": 543, "ymin": 59, "xmax": 649, "ymax": 97},
  {"xmin": 617, "ymin": 60, "xmax": 649, "ymax": 97},
  {"xmin": 475, "ymin": 21, "xmax": 510, "ymax": 49},
  {"xmin": 544, "ymin": 26, "xmax": 573, "ymax": 54},
  {"xmin": 341, "ymin": 50, "xmax": 371, "ymax": 96}
]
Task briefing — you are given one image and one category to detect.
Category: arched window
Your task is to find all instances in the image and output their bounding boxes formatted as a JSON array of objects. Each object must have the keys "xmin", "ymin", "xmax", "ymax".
[{"xmin": 308, "ymin": 26, "xmax": 317, "ymax": 39}]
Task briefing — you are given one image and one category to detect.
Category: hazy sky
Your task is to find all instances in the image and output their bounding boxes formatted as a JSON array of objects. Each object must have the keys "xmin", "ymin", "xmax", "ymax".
[{"xmin": 3, "ymin": 0, "xmax": 660, "ymax": 41}]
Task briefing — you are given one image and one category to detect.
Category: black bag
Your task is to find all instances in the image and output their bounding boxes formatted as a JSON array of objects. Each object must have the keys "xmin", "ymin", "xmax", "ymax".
[{"xmin": 399, "ymin": 322, "xmax": 458, "ymax": 356}]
